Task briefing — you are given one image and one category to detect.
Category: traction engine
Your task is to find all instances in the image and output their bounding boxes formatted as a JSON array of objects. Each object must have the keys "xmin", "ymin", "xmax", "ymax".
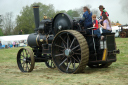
[{"xmin": 17, "ymin": 6, "xmax": 120, "ymax": 74}]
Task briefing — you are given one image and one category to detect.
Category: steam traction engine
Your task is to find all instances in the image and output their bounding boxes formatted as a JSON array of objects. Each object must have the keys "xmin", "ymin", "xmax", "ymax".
[
  {"xmin": 17, "ymin": 6, "xmax": 120, "ymax": 74},
  {"xmin": 118, "ymin": 25, "xmax": 128, "ymax": 38}
]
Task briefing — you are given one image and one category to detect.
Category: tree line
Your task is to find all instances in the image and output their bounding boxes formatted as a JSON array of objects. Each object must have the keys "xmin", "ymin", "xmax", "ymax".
[{"xmin": 0, "ymin": 2, "xmax": 100, "ymax": 35}]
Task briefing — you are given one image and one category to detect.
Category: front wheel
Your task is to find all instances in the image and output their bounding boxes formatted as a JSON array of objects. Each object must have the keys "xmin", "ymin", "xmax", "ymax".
[{"xmin": 17, "ymin": 48, "xmax": 35, "ymax": 72}]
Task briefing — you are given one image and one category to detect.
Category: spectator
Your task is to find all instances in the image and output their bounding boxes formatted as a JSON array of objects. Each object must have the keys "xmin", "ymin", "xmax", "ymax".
[
  {"xmin": 8, "ymin": 43, "xmax": 10, "ymax": 48},
  {"xmin": 16, "ymin": 42, "xmax": 18, "ymax": 47},
  {"xmin": 17, "ymin": 41, "xmax": 19, "ymax": 47},
  {"xmin": 0, "ymin": 41, "xmax": 2, "ymax": 49},
  {"xmin": 10, "ymin": 43, "xmax": 13, "ymax": 48},
  {"xmin": 13, "ymin": 41, "xmax": 16, "ymax": 47}
]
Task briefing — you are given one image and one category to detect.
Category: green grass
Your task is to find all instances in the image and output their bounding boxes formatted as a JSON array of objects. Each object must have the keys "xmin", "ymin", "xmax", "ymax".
[{"xmin": 0, "ymin": 38, "xmax": 128, "ymax": 85}]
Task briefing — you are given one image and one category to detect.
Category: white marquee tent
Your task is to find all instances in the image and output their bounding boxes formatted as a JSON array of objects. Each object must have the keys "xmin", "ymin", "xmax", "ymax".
[{"xmin": 0, "ymin": 34, "xmax": 29, "ymax": 45}]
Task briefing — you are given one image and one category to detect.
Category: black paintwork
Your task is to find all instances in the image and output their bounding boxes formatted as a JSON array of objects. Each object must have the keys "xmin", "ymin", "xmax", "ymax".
[
  {"xmin": 27, "ymin": 6, "xmax": 119, "ymax": 63},
  {"xmin": 33, "ymin": 6, "xmax": 40, "ymax": 32}
]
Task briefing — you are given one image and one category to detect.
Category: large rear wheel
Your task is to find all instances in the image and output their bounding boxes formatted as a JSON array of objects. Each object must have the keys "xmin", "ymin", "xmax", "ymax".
[{"xmin": 52, "ymin": 30, "xmax": 89, "ymax": 73}]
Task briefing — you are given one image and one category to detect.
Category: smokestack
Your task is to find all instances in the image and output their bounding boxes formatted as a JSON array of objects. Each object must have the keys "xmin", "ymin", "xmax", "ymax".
[{"xmin": 33, "ymin": 6, "xmax": 40, "ymax": 32}]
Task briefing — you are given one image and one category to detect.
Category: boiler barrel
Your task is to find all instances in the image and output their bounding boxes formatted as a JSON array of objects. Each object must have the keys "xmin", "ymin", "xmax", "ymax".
[{"xmin": 27, "ymin": 33, "xmax": 54, "ymax": 47}]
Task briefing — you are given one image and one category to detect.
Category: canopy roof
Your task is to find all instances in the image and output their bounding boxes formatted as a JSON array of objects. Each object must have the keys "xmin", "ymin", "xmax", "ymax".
[
  {"xmin": 0, "ymin": 34, "xmax": 29, "ymax": 45},
  {"xmin": 0, "ymin": 34, "xmax": 29, "ymax": 41}
]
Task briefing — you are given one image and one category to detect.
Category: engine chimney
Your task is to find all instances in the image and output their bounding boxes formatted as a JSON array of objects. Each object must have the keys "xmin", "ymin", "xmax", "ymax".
[{"xmin": 33, "ymin": 6, "xmax": 40, "ymax": 32}]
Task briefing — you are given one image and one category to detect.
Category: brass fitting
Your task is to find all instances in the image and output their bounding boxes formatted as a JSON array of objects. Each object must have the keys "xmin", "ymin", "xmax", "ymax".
[
  {"xmin": 44, "ymin": 15, "xmax": 47, "ymax": 19},
  {"xmin": 40, "ymin": 39, "xmax": 43, "ymax": 42}
]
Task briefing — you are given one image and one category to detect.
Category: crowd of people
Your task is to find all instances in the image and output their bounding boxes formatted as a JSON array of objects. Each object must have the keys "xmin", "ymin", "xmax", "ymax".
[
  {"xmin": 0, "ymin": 40, "xmax": 27, "ymax": 49},
  {"xmin": 80, "ymin": 5, "xmax": 111, "ymax": 40}
]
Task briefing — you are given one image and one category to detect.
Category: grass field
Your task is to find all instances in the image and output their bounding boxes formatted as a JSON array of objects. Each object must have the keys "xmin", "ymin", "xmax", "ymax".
[{"xmin": 0, "ymin": 38, "xmax": 128, "ymax": 85}]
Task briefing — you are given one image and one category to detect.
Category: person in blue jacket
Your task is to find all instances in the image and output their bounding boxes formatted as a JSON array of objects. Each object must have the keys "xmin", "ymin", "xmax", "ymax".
[
  {"xmin": 83, "ymin": 6, "xmax": 93, "ymax": 28},
  {"xmin": 80, "ymin": 6, "xmax": 93, "ymax": 34}
]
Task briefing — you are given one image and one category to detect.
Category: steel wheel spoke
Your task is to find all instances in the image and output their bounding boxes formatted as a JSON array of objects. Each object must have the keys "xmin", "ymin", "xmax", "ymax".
[
  {"xmin": 72, "ymin": 45, "xmax": 80, "ymax": 51},
  {"xmin": 27, "ymin": 60, "xmax": 30, "ymax": 63},
  {"xmin": 28, "ymin": 62, "xmax": 31, "ymax": 66},
  {"xmin": 22, "ymin": 51, "xmax": 24, "ymax": 56},
  {"xmin": 20, "ymin": 59, "xmax": 23, "ymax": 61},
  {"xmin": 73, "ymin": 59, "xmax": 75, "ymax": 69},
  {"xmin": 59, "ymin": 58, "xmax": 67, "ymax": 67},
  {"xmin": 22, "ymin": 50, "xmax": 26, "ymax": 58},
  {"xmin": 55, "ymin": 53, "xmax": 64, "ymax": 57},
  {"xmin": 71, "ymin": 59, "xmax": 74, "ymax": 67},
  {"xmin": 21, "ymin": 62, "xmax": 25, "ymax": 69},
  {"xmin": 71, "ymin": 55, "xmax": 79, "ymax": 63},
  {"xmin": 21, "ymin": 62, "xmax": 25, "ymax": 65},
  {"xmin": 61, "ymin": 56, "xmax": 66, "ymax": 60},
  {"xmin": 67, "ymin": 36, "xmax": 69, "ymax": 48},
  {"xmin": 67, "ymin": 33, "xmax": 71, "ymax": 44},
  {"xmin": 71, "ymin": 59, "xmax": 76, "ymax": 69},
  {"xmin": 77, "ymin": 56, "xmax": 81, "ymax": 62},
  {"xmin": 59, "ymin": 36, "xmax": 67, "ymax": 45},
  {"xmin": 62, "ymin": 42, "xmax": 66, "ymax": 49},
  {"xmin": 67, "ymin": 58, "xmax": 68, "ymax": 66},
  {"xmin": 23, "ymin": 64, "xmax": 25, "ymax": 70},
  {"xmin": 70, "ymin": 38, "xmax": 76, "ymax": 48},
  {"xmin": 59, "ymin": 50, "xmax": 64, "ymax": 52},
  {"xmin": 75, "ymin": 49, "xmax": 81, "ymax": 51},
  {"xmin": 26, "ymin": 63, "xmax": 28, "ymax": 71},
  {"xmin": 74, "ymin": 53, "xmax": 81, "ymax": 55},
  {"xmin": 21, "ymin": 54, "xmax": 25, "ymax": 58},
  {"xmin": 55, "ymin": 44, "xmax": 65, "ymax": 49},
  {"xmin": 25, "ymin": 50, "xmax": 28, "ymax": 58},
  {"xmin": 27, "ymin": 63, "xmax": 29, "ymax": 71},
  {"xmin": 66, "ymin": 59, "xmax": 71, "ymax": 72},
  {"xmin": 27, "ymin": 66, "xmax": 29, "ymax": 71}
]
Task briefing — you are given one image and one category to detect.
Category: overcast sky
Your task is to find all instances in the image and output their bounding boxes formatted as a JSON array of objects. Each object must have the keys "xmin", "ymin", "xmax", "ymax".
[{"xmin": 0, "ymin": 0, "xmax": 128, "ymax": 24}]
